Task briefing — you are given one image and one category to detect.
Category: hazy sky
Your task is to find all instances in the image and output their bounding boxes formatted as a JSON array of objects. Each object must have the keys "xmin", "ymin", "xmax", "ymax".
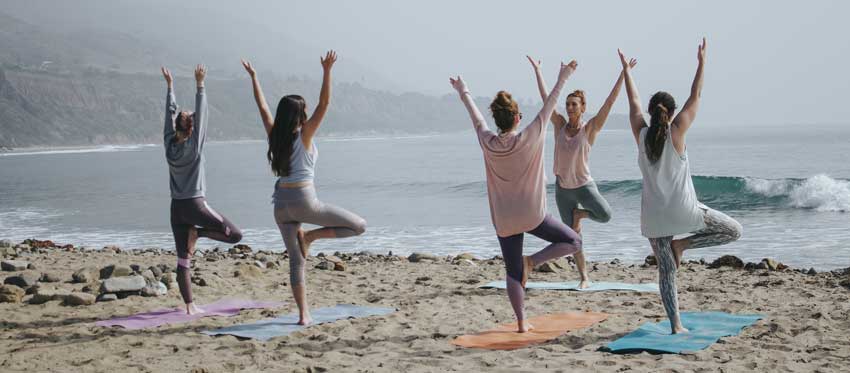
[{"xmin": 3, "ymin": 0, "xmax": 849, "ymax": 125}]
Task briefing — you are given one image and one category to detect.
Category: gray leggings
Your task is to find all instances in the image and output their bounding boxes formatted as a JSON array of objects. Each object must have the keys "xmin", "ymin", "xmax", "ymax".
[
  {"xmin": 555, "ymin": 180, "xmax": 612, "ymax": 227},
  {"xmin": 273, "ymin": 185, "xmax": 366, "ymax": 286},
  {"xmin": 649, "ymin": 206, "xmax": 743, "ymax": 326}
]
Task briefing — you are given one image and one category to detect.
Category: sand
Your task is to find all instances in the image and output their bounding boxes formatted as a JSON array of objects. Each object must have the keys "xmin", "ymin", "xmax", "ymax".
[{"xmin": 1, "ymin": 244, "xmax": 849, "ymax": 372}]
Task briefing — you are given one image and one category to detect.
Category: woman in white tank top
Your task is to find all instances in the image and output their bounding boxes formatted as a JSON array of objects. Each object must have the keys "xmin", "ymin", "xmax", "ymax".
[
  {"xmin": 526, "ymin": 55, "xmax": 636, "ymax": 289},
  {"xmin": 620, "ymin": 39, "xmax": 742, "ymax": 334}
]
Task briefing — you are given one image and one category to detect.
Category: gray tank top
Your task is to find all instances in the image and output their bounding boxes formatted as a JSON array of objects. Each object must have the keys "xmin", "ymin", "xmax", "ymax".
[
  {"xmin": 638, "ymin": 126, "xmax": 705, "ymax": 238},
  {"xmin": 277, "ymin": 132, "xmax": 317, "ymax": 184}
]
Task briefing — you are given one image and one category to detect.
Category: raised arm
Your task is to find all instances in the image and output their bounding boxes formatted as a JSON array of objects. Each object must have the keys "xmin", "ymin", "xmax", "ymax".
[
  {"xmin": 618, "ymin": 49, "xmax": 646, "ymax": 145},
  {"xmin": 672, "ymin": 38, "xmax": 707, "ymax": 140},
  {"xmin": 161, "ymin": 67, "xmax": 177, "ymax": 144},
  {"xmin": 192, "ymin": 64, "xmax": 208, "ymax": 152},
  {"xmin": 241, "ymin": 59, "xmax": 274, "ymax": 136},
  {"xmin": 449, "ymin": 75, "xmax": 489, "ymax": 133},
  {"xmin": 587, "ymin": 59, "xmax": 637, "ymax": 142},
  {"xmin": 521, "ymin": 60, "xmax": 577, "ymax": 139},
  {"xmin": 527, "ymin": 55, "xmax": 567, "ymax": 129},
  {"xmin": 300, "ymin": 50, "xmax": 337, "ymax": 146}
]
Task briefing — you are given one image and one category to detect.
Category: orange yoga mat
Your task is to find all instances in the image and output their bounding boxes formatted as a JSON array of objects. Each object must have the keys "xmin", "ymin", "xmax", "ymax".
[{"xmin": 451, "ymin": 312, "xmax": 609, "ymax": 350}]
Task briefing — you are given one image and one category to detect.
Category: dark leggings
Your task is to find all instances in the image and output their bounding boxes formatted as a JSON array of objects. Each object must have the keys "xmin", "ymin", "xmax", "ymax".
[
  {"xmin": 170, "ymin": 197, "xmax": 242, "ymax": 303},
  {"xmin": 497, "ymin": 215, "xmax": 582, "ymax": 320}
]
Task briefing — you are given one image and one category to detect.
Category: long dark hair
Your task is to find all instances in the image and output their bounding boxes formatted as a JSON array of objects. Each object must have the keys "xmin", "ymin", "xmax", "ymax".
[
  {"xmin": 267, "ymin": 95, "xmax": 307, "ymax": 177},
  {"xmin": 645, "ymin": 92, "xmax": 677, "ymax": 164},
  {"xmin": 489, "ymin": 91, "xmax": 518, "ymax": 134}
]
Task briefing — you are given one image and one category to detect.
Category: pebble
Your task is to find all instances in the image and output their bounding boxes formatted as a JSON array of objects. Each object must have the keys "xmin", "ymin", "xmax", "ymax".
[
  {"xmin": 0, "ymin": 284, "xmax": 25, "ymax": 303},
  {"xmin": 708, "ymin": 255, "xmax": 744, "ymax": 269},
  {"xmin": 141, "ymin": 282, "xmax": 168, "ymax": 297},
  {"xmin": 65, "ymin": 292, "xmax": 96, "ymax": 306},
  {"xmin": 408, "ymin": 253, "xmax": 437, "ymax": 263},
  {"xmin": 160, "ymin": 273, "xmax": 178, "ymax": 290},
  {"xmin": 315, "ymin": 261, "xmax": 334, "ymax": 270},
  {"xmin": 100, "ymin": 275, "xmax": 146, "ymax": 293},
  {"xmin": 1, "ymin": 260, "xmax": 30, "ymax": 271},
  {"xmin": 234, "ymin": 263, "xmax": 263, "ymax": 278},
  {"xmin": 100, "ymin": 264, "xmax": 134, "ymax": 279},
  {"xmin": 97, "ymin": 293, "xmax": 118, "ymax": 302},
  {"xmin": 4, "ymin": 272, "xmax": 40, "ymax": 289},
  {"xmin": 30, "ymin": 288, "xmax": 72, "ymax": 304},
  {"xmin": 72, "ymin": 267, "xmax": 100, "ymax": 283},
  {"xmin": 40, "ymin": 272, "xmax": 62, "ymax": 283}
]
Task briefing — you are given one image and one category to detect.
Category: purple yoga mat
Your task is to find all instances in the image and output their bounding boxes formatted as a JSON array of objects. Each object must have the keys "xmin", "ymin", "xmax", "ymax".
[{"xmin": 95, "ymin": 298, "xmax": 284, "ymax": 330}]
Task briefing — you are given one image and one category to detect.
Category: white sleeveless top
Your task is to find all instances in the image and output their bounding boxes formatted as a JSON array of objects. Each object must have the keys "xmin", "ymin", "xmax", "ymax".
[
  {"xmin": 553, "ymin": 123, "xmax": 593, "ymax": 189},
  {"xmin": 638, "ymin": 126, "xmax": 705, "ymax": 238}
]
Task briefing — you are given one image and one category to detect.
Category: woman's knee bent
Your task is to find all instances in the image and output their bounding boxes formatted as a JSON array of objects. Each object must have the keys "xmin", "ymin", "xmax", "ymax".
[{"xmin": 352, "ymin": 218, "xmax": 367, "ymax": 236}]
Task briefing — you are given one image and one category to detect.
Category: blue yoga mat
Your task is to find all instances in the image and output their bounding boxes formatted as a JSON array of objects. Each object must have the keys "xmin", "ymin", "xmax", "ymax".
[
  {"xmin": 201, "ymin": 304, "xmax": 395, "ymax": 341},
  {"xmin": 605, "ymin": 311, "xmax": 763, "ymax": 354},
  {"xmin": 480, "ymin": 281, "xmax": 659, "ymax": 292}
]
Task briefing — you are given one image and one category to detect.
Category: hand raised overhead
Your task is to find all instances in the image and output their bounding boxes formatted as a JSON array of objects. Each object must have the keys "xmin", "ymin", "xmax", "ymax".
[
  {"xmin": 449, "ymin": 75, "xmax": 468, "ymax": 94},
  {"xmin": 526, "ymin": 55, "xmax": 542, "ymax": 70},
  {"xmin": 194, "ymin": 64, "xmax": 207, "ymax": 84},
  {"xmin": 697, "ymin": 37, "xmax": 707, "ymax": 64},
  {"xmin": 320, "ymin": 50, "xmax": 338, "ymax": 71},
  {"xmin": 617, "ymin": 49, "xmax": 637, "ymax": 71},
  {"xmin": 558, "ymin": 60, "xmax": 578, "ymax": 81},
  {"xmin": 241, "ymin": 59, "xmax": 256, "ymax": 77},
  {"xmin": 161, "ymin": 67, "xmax": 173, "ymax": 86}
]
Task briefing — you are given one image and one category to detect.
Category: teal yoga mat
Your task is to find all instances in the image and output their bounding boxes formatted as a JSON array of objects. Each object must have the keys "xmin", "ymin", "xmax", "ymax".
[
  {"xmin": 480, "ymin": 281, "xmax": 659, "ymax": 292},
  {"xmin": 604, "ymin": 311, "xmax": 763, "ymax": 354},
  {"xmin": 201, "ymin": 304, "xmax": 395, "ymax": 341}
]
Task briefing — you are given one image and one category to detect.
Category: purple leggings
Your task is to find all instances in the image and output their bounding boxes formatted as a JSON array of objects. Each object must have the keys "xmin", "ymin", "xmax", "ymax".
[
  {"xmin": 498, "ymin": 214, "xmax": 582, "ymax": 321},
  {"xmin": 170, "ymin": 197, "xmax": 242, "ymax": 303}
]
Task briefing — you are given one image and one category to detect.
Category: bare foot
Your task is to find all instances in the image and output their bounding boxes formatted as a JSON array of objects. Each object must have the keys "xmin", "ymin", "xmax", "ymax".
[
  {"xmin": 186, "ymin": 302, "xmax": 205, "ymax": 315},
  {"xmin": 517, "ymin": 319, "xmax": 534, "ymax": 333},
  {"xmin": 572, "ymin": 210, "xmax": 588, "ymax": 234},
  {"xmin": 672, "ymin": 325, "xmax": 690, "ymax": 334},
  {"xmin": 187, "ymin": 226, "xmax": 199, "ymax": 256},
  {"xmin": 671, "ymin": 239, "xmax": 688, "ymax": 269},
  {"xmin": 296, "ymin": 229, "xmax": 311, "ymax": 259},
  {"xmin": 521, "ymin": 256, "xmax": 534, "ymax": 288},
  {"xmin": 578, "ymin": 279, "xmax": 590, "ymax": 289},
  {"xmin": 297, "ymin": 312, "xmax": 313, "ymax": 326}
]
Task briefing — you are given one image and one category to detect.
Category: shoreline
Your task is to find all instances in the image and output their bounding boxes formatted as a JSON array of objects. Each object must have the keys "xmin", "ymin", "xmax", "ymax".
[{"xmin": 2, "ymin": 239, "xmax": 849, "ymax": 372}]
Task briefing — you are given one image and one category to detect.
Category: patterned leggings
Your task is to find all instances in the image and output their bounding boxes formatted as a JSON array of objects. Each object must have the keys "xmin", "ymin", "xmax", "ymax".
[{"xmin": 649, "ymin": 206, "xmax": 742, "ymax": 328}]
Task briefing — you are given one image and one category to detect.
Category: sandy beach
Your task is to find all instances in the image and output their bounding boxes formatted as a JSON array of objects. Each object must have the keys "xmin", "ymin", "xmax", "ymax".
[{"xmin": 1, "ymin": 240, "xmax": 849, "ymax": 372}]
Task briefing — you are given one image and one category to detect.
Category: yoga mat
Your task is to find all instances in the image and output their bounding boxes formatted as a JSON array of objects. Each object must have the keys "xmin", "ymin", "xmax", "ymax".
[
  {"xmin": 480, "ymin": 280, "xmax": 659, "ymax": 292},
  {"xmin": 451, "ymin": 312, "xmax": 608, "ymax": 350},
  {"xmin": 95, "ymin": 299, "xmax": 283, "ymax": 330},
  {"xmin": 604, "ymin": 311, "xmax": 763, "ymax": 354},
  {"xmin": 202, "ymin": 304, "xmax": 396, "ymax": 341}
]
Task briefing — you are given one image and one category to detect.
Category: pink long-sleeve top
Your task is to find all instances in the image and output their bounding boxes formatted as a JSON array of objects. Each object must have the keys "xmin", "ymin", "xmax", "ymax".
[{"xmin": 459, "ymin": 78, "xmax": 567, "ymax": 237}]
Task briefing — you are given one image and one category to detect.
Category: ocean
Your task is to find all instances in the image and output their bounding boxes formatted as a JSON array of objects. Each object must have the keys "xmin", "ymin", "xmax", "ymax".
[{"xmin": 1, "ymin": 123, "xmax": 848, "ymax": 269}]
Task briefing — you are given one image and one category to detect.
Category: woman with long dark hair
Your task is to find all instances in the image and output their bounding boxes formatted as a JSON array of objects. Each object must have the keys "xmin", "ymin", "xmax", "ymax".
[
  {"xmin": 620, "ymin": 39, "xmax": 742, "ymax": 334},
  {"xmin": 242, "ymin": 51, "xmax": 366, "ymax": 326},
  {"xmin": 161, "ymin": 65, "xmax": 243, "ymax": 315},
  {"xmin": 449, "ymin": 59, "xmax": 583, "ymax": 333},
  {"xmin": 526, "ymin": 55, "xmax": 636, "ymax": 288}
]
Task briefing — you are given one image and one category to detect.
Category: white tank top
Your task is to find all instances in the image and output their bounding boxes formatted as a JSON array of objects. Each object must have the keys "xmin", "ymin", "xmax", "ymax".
[{"xmin": 638, "ymin": 126, "xmax": 705, "ymax": 238}]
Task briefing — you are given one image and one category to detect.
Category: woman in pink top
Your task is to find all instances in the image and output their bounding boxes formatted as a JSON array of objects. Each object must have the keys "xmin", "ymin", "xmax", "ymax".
[
  {"xmin": 526, "ymin": 55, "xmax": 636, "ymax": 288},
  {"xmin": 449, "ymin": 60, "xmax": 583, "ymax": 333}
]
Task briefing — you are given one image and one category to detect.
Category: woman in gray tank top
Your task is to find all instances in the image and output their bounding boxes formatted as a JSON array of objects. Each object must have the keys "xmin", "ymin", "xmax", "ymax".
[
  {"xmin": 242, "ymin": 51, "xmax": 367, "ymax": 326},
  {"xmin": 620, "ymin": 39, "xmax": 742, "ymax": 334}
]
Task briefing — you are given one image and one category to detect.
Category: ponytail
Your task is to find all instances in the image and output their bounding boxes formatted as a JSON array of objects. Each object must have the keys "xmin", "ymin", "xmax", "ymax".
[{"xmin": 645, "ymin": 92, "xmax": 677, "ymax": 164}]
